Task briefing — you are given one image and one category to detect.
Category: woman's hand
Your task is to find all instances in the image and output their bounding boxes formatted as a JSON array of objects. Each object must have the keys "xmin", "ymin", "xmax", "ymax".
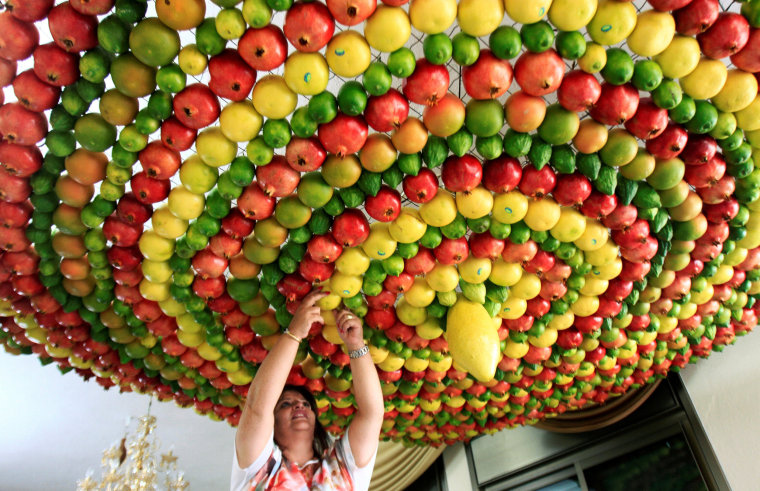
[
  {"xmin": 335, "ymin": 308, "xmax": 365, "ymax": 351},
  {"xmin": 288, "ymin": 290, "xmax": 327, "ymax": 339}
]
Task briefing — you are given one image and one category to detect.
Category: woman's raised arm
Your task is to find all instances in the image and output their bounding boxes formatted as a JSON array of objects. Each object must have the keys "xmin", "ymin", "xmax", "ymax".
[
  {"xmin": 335, "ymin": 308, "xmax": 384, "ymax": 468},
  {"xmin": 234, "ymin": 290, "xmax": 327, "ymax": 469}
]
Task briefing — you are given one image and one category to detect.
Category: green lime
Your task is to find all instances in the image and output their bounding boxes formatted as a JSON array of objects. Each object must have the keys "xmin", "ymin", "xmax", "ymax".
[
  {"xmin": 601, "ymin": 48, "xmax": 633, "ymax": 85},
  {"xmin": 134, "ymin": 108, "xmax": 161, "ymax": 135},
  {"xmin": 476, "ymin": 135, "xmax": 503, "ymax": 161},
  {"xmin": 99, "ymin": 180, "xmax": 125, "ymax": 201},
  {"xmin": 229, "ymin": 156, "xmax": 255, "ymax": 186},
  {"xmin": 387, "ymin": 47, "xmax": 416, "ymax": 78},
  {"xmin": 74, "ymin": 113, "xmax": 117, "ymax": 152},
  {"xmin": 106, "ymin": 161, "xmax": 132, "ymax": 185},
  {"xmin": 631, "ymin": 59, "xmax": 663, "ymax": 92},
  {"xmin": 207, "ymin": 189, "xmax": 233, "ymax": 217},
  {"xmin": 215, "ymin": 8, "xmax": 247, "ymax": 40},
  {"xmin": 42, "ymin": 154, "xmax": 65, "ymax": 174},
  {"xmin": 447, "ymin": 128, "xmax": 473, "ymax": 157},
  {"xmin": 262, "ymin": 119, "xmax": 291, "ymax": 148},
  {"xmin": 555, "ymin": 31, "xmax": 586, "ymax": 60},
  {"xmin": 246, "ymin": 136, "xmax": 274, "ymax": 165},
  {"xmin": 686, "ymin": 100, "xmax": 719, "ymax": 135},
  {"xmin": 30, "ymin": 170, "xmax": 56, "ymax": 194},
  {"xmin": 61, "ymin": 86, "xmax": 90, "ymax": 116},
  {"xmin": 115, "ymin": 0, "xmax": 147, "ymax": 24},
  {"xmin": 118, "ymin": 124, "xmax": 148, "ymax": 152},
  {"xmin": 81, "ymin": 206, "xmax": 105, "ymax": 228},
  {"xmin": 217, "ymin": 171, "xmax": 244, "ymax": 200},
  {"xmin": 452, "ymin": 32, "xmax": 480, "ymax": 66},
  {"xmin": 290, "ymin": 107, "xmax": 318, "ymax": 138},
  {"xmin": 718, "ymin": 129, "xmax": 744, "ymax": 152},
  {"xmin": 710, "ymin": 111, "xmax": 738, "ymax": 140},
  {"xmin": 130, "ymin": 18, "xmax": 181, "ymax": 67},
  {"xmin": 363, "ymin": 61, "xmax": 392, "ymax": 96},
  {"xmin": 111, "ymin": 144, "xmax": 138, "ymax": 168},
  {"xmin": 652, "ymin": 78, "xmax": 683, "ymax": 110},
  {"xmin": 147, "ymin": 91, "xmax": 173, "ymax": 120},
  {"xmin": 423, "ymin": 33, "xmax": 453, "ymax": 65},
  {"xmin": 50, "ymin": 106, "xmax": 77, "ymax": 131},
  {"xmin": 521, "ymin": 21, "xmax": 555, "ymax": 54},
  {"xmin": 79, "ymin": 48, "xmax": 111, "ymax": 83},
  {"xmin": 308, "ymin": 91, "xmax": 338, "ymax": 124},
  {"xmin": 242, "ymin": 0, "xmax": 272, "ymax": 28},
  {"xmin": 156, "ymin": 64, "xmax": 187, "ymax": 93},
  {"xmin": 45, "ymin": 130, "xmax": 76, "ymax": 157},
  {"xmin": 465, "ymin": 99, "xmax": 504, "ymax": 137},
  {"xmin": 489, "ymin": 26, "xmax": 522, "ymax": 59},
  {"xmin": 98, "ymin": 15, "xmax": 130, "ymax": 54},
  {"xmin": 742, "ymin": 0, "xmax": 760, "ymax": 28},
  {"xmin": 265, "ymin": 0, "xmax": 293, "ymax": 10},
  {"xmin": 337, "ymin": 80, "xmax": 368, "ymax": 116},
  {"xmin": 196, "ymin": 212, "xmax": 222, "ymax": 236},
  {"xmin": 75, "ymin": 79, "xmax": 106, "ymax": 103},
  {"xmin": 196, "ymin": 18, "xmax": 227, "ymax": 56},
  {"xmin": 668, "ymin": 93, "xmax": 695, "ymax": 124}
]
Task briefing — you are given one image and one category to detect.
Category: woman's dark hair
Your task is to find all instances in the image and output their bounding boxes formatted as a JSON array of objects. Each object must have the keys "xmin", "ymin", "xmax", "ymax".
[{"xmin": 277, "ymin": 384, "xmax": 331, "ymax": 459}]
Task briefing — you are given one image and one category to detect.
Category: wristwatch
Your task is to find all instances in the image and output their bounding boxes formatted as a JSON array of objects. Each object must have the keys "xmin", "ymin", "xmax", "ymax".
[{"xmin": 348, "ymin": 345, "xmax": 370, "ymax": 359}]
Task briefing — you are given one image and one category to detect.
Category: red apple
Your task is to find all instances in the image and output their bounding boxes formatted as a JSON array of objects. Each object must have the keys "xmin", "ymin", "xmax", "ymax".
[
  {"xmin": 685, "ymin": 154, "xmax": 724, "ymax": 188},
  {"xmin": 580, "ymin": 191, "xmax": 618, "ymax": 219},
  {"xmin": 680, "ymin": 134, "xmax": 717, "ymax": 166},
  {"xmin": 116, "ymin": 193, "xmax": 152, "ymax": 224},
  {"xmin": 308, "ymin": 234, "xmax": 343, "ymax": 263},
  {"xmin": 103, "ymin": 216, "xmax": 142, "ymax": 247},
  {"xmin": 501, "ymin": 239, "xmax": 538, "ymax": 263},
  {"xmin": 434, "ymin": 237, "xmax": 469, "ymax": 265},
  {"xmin": 674, "ymin": 0, "xmax": 720, "ymax": 35},
  {"xmin": 33, "ymin": 43, "xmax": 78, "ymax": 86},
  {"xmin": 238, "ymin": 25, "xmax": 288, "ymax": 71},
  {"xmin": 284, "ymin": 1, "xmax": 335, "ymax": 52},
  {"xmin": 208, "ymin": 49, "xmax": 257, "ymax": 101},
  {"xmin": 221, "ymin": 209, "xmax": 255, "ymax": 239},
  {"xmin": 48, "ymin": 2, "xmax": 98, "ymax": 53},
  {"xmin": 557, "ymin": 70, "xmax": 601, "ymax": 112},
  {"xmin": 404, "ymin": 247, "xmax": 436, "ymax": 275},
  {"xmin": 0, "ymin": 103, "xmax": 48, "ymax": 145},
  {"xmin": 697, "ymin": 12, "xmax": 749, "ymax": 59},
  {"xmin": 130, "ymin": 172, "xmax": 170, "ymax": 204},
  {"xmin": 139, "ymin": 141, "xmax": 181, "ymax": 180},
  {"xmin": 365, "ymin": 89, "xmax": 409, "ymax": 132},
  {"xmin": 285, "ymin": 136, "xmax": 327, "ymax": 172},
  {"xmin": 462, "ymin": 49, "xmax": 513, "ymax": 100},
  {"xmin": 299, "ymin": 254, "xmax": 335, "ymax": 283},
  {"xmin": 0, "ymin": 141, "xmax": 43, "ymax": 178},
  {"xmin": 5, "ymin": 0, "xmax": 55, "ymax": 22},
  {"xmin": 173, "ymin": 83, "xmax": 220, "ymax": 130},
  {"xmin": 325, "ymin": 0, "xmax": 376, "ymax": 26},
  {"xmin": 12, "ymin": 69, "xmax": 60, "ymax": 111},
  {"xmin": 0, "ymin": 12, "xmax": 39, "ymax": 61},
  {"xmin": 318, "ymin": 113, "xmax": 368, "ymax": 156},
  {"xmin": 365, "ymin": 186, "xmax": 401, "ymax": 222},
  {"xmin": 648, "ymin": 0, "xmax": 694, "ymax": 11},
  {"xmin": 730, "ymin": 28, "xmax": 760, "ymax": 73},
  {"xmin": 483, "ymin": 156, "xmax": 522, "ymax": 193},
  {"xmin": 469, "ymin": 232, "xmax": 505, "ymax": 260},
  {"xmin": 646, "ymin": 122, "xmax": 688, "ymax": 159},
  {"xmin": 256, "ymin": 156, "xmax": 300, "ymax": 197},
  {"xmin": 238, "ymin": 182, "xmax": 276, "ymax": 220},
  {"xmin": 331, "ymin": 208, "xmax": 370, "ymax": 247},
  {"xmin": 624, "ymin": 98, "xmax": 669, "ymax": 140},
  {"xmin": 513, "ymin": 49, "xmax": 564, "ymax": 97},
  {"xmin": 441, "ymin": 155, "xmax": 482, "ymax": 192},
  {"xmin": 402, "ymin": 59, "xmax": 450, "ymax": 106},
  {"xmin": 552, "ymin": 174, "xmax": 592, "ymax": 207},
  {"xmin": 402, "ymin": 168, "xmax": 439, "ymax": 203},
  {"xmin": 590, "ymin": 83, "xmax": 639, "ymax": 126},
  {"xmin": 519, "ymin": 165, "xmax": 556, "ymax": 198},
  {"xmin": 160, "ymin": 116, "xmax": 197, "ymax": 152}
]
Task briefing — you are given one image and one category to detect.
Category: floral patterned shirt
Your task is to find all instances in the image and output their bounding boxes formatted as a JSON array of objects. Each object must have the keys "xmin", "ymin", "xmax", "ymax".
[{"xmin": 231, "ymin": 430, "xmax": 376, "ymax": 491}]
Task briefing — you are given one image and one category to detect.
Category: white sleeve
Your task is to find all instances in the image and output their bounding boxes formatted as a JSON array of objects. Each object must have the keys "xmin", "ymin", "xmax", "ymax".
[
  {"xmin": 339, "ymin": 431, "xmax": 378, "ymax": 491},
  {"xmin": 230, "ymin": 431, "xmax": 279, "ymax": 491}
]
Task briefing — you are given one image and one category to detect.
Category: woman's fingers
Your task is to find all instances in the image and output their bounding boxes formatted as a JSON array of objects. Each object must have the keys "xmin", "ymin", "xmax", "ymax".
[{"xmin": 302, "ymin": 289, "xmax": 329, "ymax": 307}]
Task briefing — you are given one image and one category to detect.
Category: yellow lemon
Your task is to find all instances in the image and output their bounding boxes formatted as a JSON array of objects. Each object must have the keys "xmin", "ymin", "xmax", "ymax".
[
  {"xmin": 529, "ymin": 327, "xmax": 558, "ymax": 349},
  {"xmin": 549, "ymin": 312, "xmax": 574, "ymax": 330},
  {"xmin": 219, "ymin": 101, "xmax": 262, "ymax": 142},
  {"xmin": 456, "ymin": 186, "xmax": 494, "ymax": 219},
  {"xmin": 325, "ymin": 30, "xmax": 371, "ymax": 78},
  {"xmin": 735, "ymin": 95, "xmax": 760, "ymax": 132},
  {"xmin": 330, "ymin": 272, "xmax": 362, "ymax": 298},
  {"xmin": 404, "ymin": 278, "xmax": 436, "ymax": 307},
  {"xmin": 141, "ymin": 259, "xmax": 173, "ymax": 284},
  {"xmin": 151, "ymin": 206, "xmax": 188, "ymax": 239},
  {"xmin": 587, "ymin": 0, "xmax": 637, "ymax": 46},
  {"xmin": 159, "ymin": 297, "xmax": 186, "ymax": 317},
  {"xmin": 492, "ymin": 191, "xmax": 529, "ymax": 224},
  {"xmin": 585, "ymin": 241, "xmax": 619, "ymax": 266},
  {"xmin": 499, "ymin": 296, "xmax": 527, "ymax": 319},
  {"xmin": 550, "ymin": 207, "xmax": 587, "ymax": 242},
  {"xmin": 426, "ymin": 263, "xmax": 460, "ymax": 292},
  {"xmin": 712, "ymin": 69, "xmax": 758, "ymax": 113},
  {"xmin": 458, "ymin": 0, "xmax": 505, "ymax": 37},
  {"xmin": 510, "ymin": 273, "xmax": 541, "ymax": 300},
  {"xmin": 580, "ymin": 276, "xmax": 608, "ymax": 296},
  {"xmin": 680, "ymin": 58, "xmax": 727, "ymax": 100},
  {"xmin": 419, "ymin": 191, "xmax": 458, "ymax": 226},
  {"xmin": 571, "ymin": 295, "xmax": 599, "ymax": 316},
  {"xmin": 179, "ymin": 154, "xmax": 217, "ymax": 194},
  {"xmin": 503, "ymin": 338, "xmax": 529, "ymax": 359},
  {"xmin": 417, "ymin": 317, "xmax": 445, "ymax": 340},
  {"xmin": 489, "ymin": 259, "xmax": 523, "ymax": 286},
  {"xmin": 654, "ymin": 35, "xmax": 701, "ymax": 79},
  {"xmin": 626, "ymin": 9, "xmax": 675, "ymax": 57},
  {"xmin": 505, "ymin": 0, "xmax": 552, "ymax": 24},
  {"xmin": 458, "ymin": 256, "xmax": 492, "ymax": 284},
  {"xmin": 446, "ymin": 298, "xmax": 501, "ymax": 382},
  {"xmin": 578, "ymin": 42, "xmax": 607, "ymax": 73},
  {"xmin": 397, "ymin": 297, "xmax": 428, "ymax": 325},
  {"xmin": 168, "ymin": 185, "xmax": 205, "ymax": 220},
  {"xmin": 548, "ymin": 0, "xmax": 597, "ymax": 32},
  {"xmin": 523, "ymin": 197, "xmax": 561, "ymax": 231},
  {"xmin": 590, "ymin": 258, "xmax": 622, "ymax": 281},
  {"xmin": 283, "ymin": 52, "xmax": 329, "ymax": 95},
  {"xmin": 389, "ymin": 208, "xmax": 427, "ymax": 243},
  {"xmin": 139, "ymin": 278, "xmax": 171, "ymax": 302},
  {"xmin": 410, "ymin": 0, "xmax": 457, "ymax": 34},
  {"xmin": 251, "ymin": 75, "xmax": 297, "ymax": 119},
  {"xmin": 574, "ymin": 219, "xmax": 608, "ymax": 251},
  {"xmin": 364, "ymin": 6, "xmax": 411, "ymax": 53},
  {"xmin": 361, "ymin": 222, "xmax": 397, "ymax": 259},
  {"xmin": 138, "ymin": 230, "xmax": 174, "ymax": 261},
  {"xmin": 195, "ymin": 127, "xmax": 237, "ymax": 167},
  {"xmin": 177, "ymin": 44, "xmax": 206, "ymax": 75},
  {"xmin": 335, "ymin": 247, "xmax": 371, "ymax": 275}
]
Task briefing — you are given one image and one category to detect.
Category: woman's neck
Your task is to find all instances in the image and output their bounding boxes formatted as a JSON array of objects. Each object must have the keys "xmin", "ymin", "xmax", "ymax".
[{"xmin": 281, "ymin": 437, "xmax": 316, "ymax": 466}]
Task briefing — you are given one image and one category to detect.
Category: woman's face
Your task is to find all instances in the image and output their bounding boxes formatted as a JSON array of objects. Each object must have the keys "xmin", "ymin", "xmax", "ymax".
[{"xmin": 274, "ymin": 390, "xmax": 316, "ymax": 438}]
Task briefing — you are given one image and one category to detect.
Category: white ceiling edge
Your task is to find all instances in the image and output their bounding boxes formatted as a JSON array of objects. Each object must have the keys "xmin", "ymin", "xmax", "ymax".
[{"xmin": 0, "ymin": 351, "xmax": 236, "ymax": 491}]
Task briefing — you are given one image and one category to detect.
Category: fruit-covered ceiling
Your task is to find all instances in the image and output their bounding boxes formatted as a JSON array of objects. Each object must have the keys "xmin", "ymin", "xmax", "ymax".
[{"xmin": 1, "ymin": 0, "xmax": 759, "ymax": 446}]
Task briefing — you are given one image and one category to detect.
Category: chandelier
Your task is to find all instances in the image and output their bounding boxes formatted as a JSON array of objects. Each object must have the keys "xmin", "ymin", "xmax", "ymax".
[{"xmin": 76, "ymin": 403, "xmax": 189, "ymax": 491}]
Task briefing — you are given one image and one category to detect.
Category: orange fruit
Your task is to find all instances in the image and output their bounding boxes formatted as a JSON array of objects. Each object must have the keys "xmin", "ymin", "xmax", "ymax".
[
  {"xmin": 60, "ymin": 257, "xmax": 91, "ymax": 281},
  {"xmin": 55, "ymin": 175, "xmax": 94, "ymax": 208},
  {"xmin": 65, "ymin": 148, "xmax": 107, "ymax": 185},
  {"xmin": 62, "ymin": 277, "xmax": 96, "ymax": 297},
  {"xmin": 51, "ymin": 233, "xmax": 87, "ymax": 259},
  {"xmin": 156, "ymin": 0, "xmax": 206, "ymax": 31}
]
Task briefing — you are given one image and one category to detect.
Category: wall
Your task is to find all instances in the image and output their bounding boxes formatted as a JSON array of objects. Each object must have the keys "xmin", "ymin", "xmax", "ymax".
[{"xmin": 680, "ymin": 331, "xmax": 760, "ymax": 491}]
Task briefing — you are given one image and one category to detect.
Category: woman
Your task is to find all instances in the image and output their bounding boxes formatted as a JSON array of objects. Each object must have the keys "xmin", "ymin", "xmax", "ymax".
[{"xmin": 231, "ymin": 290, "xmax": 384, "ymax": 491}]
